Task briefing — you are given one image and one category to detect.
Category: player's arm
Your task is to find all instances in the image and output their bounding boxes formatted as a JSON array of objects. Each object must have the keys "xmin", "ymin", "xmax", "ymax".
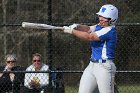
[
  {"xmin": 63, "ymin": 24, "xmax": 99, "ymax": 41},
  {"xmin": 74, "ymin": 24, "xmax": 91, "ymax": 33},
  {"xmin": 72, "ymin": 29, "xmax": 99, "ymax": 41}
]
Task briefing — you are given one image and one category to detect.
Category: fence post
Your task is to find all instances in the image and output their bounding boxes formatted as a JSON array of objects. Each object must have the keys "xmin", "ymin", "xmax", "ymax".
[{"xmin": 47, "ymin": 0, "xmax": 54, "ymax": 93}]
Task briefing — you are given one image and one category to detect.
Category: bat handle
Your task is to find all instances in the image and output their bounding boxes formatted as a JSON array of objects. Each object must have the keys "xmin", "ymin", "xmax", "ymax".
[{"xmin": 56, "ymin": 27, "xmax": 64, "ymax": 30}]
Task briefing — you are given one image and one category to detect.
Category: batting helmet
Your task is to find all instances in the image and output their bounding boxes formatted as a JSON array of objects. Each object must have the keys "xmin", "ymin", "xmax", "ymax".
[{"xmin": 96, "ymin": 4, "xmax": 118, "ymax": 25}]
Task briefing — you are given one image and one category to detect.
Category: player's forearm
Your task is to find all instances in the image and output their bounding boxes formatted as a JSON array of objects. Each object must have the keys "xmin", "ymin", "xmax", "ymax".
[
  {"xmin": 72, "ymin": 30, "xmax": 91, "ymax": 41},
  {"xmin": 72, "ymin": 30, "xmax": 99, "ymax": 41}
]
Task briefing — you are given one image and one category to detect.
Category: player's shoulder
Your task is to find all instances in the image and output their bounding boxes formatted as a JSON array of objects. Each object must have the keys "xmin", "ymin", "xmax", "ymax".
[
  {"xmin": 102, "ymin": 25, "xmax": 116, "ymax": 32},
  {"xmin": 108, "ymin": 25, "xmax": 116, "ymax": 32}
]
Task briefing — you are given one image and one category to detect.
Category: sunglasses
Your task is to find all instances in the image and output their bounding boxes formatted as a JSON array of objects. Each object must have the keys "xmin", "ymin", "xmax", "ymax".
[
  {"xmin": 6, "ymin": 61, "xmax": 16, "ymax": 63},
  {"xmin": 33, "ymin": 60, "xmax": 41, "ymax": 62}
]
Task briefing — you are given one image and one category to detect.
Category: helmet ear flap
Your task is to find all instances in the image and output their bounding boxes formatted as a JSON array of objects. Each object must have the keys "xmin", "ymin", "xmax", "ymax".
[
  {"xmin": 108, "ymin": 18, "xmax": 112, "ymax": 25},
  {"xmin": 109, "ymin": 18, "xmax": 117, "ymax": 25}
]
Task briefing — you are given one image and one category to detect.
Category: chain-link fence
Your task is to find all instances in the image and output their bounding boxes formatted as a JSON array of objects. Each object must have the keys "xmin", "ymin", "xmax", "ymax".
[
  {"xmin": 0, "ymin": 70, "xmax": 65, "ymax": 93},
  {"xmin": 0, "ymin": 0, "xmax": 140, "ymax": 93}
]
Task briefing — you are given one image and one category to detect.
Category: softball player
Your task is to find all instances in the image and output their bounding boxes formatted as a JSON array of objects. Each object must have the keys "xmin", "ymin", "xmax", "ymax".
[{"xmin": 63, "ymin": 4, "xmax": 118, "ymax": 93}]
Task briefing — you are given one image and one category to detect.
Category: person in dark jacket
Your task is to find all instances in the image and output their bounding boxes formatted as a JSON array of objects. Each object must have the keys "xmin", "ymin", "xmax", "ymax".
[{"xmin": 0, "ymin": 54, "xmax": 25, "ymax": 93}]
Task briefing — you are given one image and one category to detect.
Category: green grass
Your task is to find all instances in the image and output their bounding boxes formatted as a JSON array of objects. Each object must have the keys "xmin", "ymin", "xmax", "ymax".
[
  {"xmin": 65, "ymin": 85, "xmax": 140, "ymax": 93},
  {"xmin": 65, "ymin": 86, "xmax": 78, "ymax": 93},
  {"xmin": 118, "ymin": 85, "xmax": 140, "ymax": 93}
]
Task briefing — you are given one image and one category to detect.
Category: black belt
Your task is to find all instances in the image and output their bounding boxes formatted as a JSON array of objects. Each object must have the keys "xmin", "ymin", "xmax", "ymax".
[{"xmin": 90, "ymin": 58, "xmax": 107, "ymax": 63}]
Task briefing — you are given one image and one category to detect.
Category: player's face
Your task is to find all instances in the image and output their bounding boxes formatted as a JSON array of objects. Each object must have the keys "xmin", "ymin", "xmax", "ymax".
[
  {"xmin": 98, "ymin": 16, "xmax": 109, "ymax": 27},
  {"xmin": 32, "ymin": 56, "xmax": 42, "ymax": 70}
]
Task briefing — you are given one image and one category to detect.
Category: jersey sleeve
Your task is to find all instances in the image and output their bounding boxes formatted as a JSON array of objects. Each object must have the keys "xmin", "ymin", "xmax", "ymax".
[{"xmin": 95, "ymin": 27, "xmax": 112, "ymax": 40}]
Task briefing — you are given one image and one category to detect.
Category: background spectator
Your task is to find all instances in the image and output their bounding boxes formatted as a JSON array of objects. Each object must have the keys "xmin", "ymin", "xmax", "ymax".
[
  {"xmin": 24, "ymin": 53, "xmax": 50, "ymax": 93},
  {"xmin": 0, "ymin": 54, "xmax": 24, "ymax": 93}
]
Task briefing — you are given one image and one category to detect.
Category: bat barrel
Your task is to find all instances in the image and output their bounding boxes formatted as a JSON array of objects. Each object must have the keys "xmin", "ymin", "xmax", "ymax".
[{"xmin": 22, "ymin": 22, "xmax": 64, "ymax": 30}]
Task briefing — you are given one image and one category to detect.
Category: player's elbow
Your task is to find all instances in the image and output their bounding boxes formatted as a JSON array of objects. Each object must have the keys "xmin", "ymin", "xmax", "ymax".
[{"xmin": 88, "ymin": 33, "xmax": 100, "ymax": 41}]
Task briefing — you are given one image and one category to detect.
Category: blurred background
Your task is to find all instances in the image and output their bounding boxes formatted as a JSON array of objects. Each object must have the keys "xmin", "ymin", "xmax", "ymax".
[{"xmin": 0, "ymin": 0, "xmax": 140, "ymax": 93}]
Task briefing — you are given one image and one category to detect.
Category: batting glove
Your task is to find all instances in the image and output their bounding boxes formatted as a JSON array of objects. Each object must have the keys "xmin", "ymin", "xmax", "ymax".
[
  {"xmin": 63, "ymin": 26, "xmax": 73, "ymax": 34},
  {"xmin": 69, "ymin": 24, "xmax": 80, "ymax": 29}
]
